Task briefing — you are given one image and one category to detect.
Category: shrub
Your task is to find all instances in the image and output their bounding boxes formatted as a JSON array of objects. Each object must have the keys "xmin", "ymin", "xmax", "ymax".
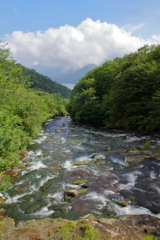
[{"xmin": 142, "ymin": 140, "xmax": 150, "ymax": 150}]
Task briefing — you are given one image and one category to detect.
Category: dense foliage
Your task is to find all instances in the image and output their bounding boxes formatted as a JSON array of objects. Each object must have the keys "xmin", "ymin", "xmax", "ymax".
[
  {"xmin": 0, "ymin": 42, "xmax": 68, "ymax": 173},
  {"xmin": 19, "ymin": 65, "xmax": 71, "ymax": 98},
  {"xmin": 68, "ymin": 45, "xmax": 160, "ymax": 133}
]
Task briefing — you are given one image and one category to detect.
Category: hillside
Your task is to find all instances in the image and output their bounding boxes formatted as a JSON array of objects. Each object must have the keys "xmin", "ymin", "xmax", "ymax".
[
  {"xmin": 19, "ymin": 65, "xmax": 71, "ymax": 98},
  {"xmin": 68, "ymin": 45, "xmax": 160, "ymax": 133}
]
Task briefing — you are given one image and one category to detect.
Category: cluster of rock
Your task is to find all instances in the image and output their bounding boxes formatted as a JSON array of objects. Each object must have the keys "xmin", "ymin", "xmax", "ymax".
[{"xmin": 0, "ymin": 214, "xmax": 160, "ymax": 239}]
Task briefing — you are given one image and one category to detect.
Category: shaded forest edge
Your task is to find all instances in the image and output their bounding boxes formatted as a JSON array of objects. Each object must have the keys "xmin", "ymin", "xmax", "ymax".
[
  {"xmin": 67, "ymin": 44, "xmax": 160, "ymax": 134},
  {"xmin": 0, "ymin": 41, "xmax": 69, "ymax": 189}
]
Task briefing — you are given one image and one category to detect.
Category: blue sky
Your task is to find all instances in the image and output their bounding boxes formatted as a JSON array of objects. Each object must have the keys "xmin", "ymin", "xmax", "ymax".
[
  {"xmin": 0, "ymin": 0, "xmax": 160, "ymax": 71},
  {"xmin": 1, "ymin": 0, "xmax": 160, "ymax": 38}
]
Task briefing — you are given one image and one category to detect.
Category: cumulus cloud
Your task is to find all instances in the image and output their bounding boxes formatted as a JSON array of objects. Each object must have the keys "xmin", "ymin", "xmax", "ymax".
[{"xmin": 5, "ymin": 18, "xmax": 160, "ymax": 71}]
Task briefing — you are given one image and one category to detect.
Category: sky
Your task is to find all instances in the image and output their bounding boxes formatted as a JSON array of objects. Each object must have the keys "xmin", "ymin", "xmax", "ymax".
[{"xmin": 1, "ymin": 0, "xmax": 160, "ymax": 72}]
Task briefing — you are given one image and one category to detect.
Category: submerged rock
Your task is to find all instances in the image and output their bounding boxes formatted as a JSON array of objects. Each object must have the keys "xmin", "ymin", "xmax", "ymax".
[
  {"xmin": 55, "ymin": 128, "xmax": 64, "ymax": 132},
  {"xmin": 67, "ymin": 169, "xmax": 91, "ymax": 178},
  {"xmin": 64, "ymin": 189, "xmax": 79, "ymax": 201},
  {"xmin": 0, "ymin": 194, "xmax": 6, "ymax": 205},
  {"xmin": 0, "ymin": 208, "xmax": 6, "ymax": 218},
  {"xmin": 116, "ymin": 199, "xmax": 131, "ymax": 207},
  {"xmin": 126, "ymin": 155, "xmax": 144, "ymax": 163},
  {"xmin": 18, "ymin": 151, "xmax": 28, "ymax": 160}
]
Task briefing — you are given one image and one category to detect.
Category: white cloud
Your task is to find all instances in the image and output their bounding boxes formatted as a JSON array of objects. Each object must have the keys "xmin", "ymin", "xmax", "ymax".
[
  {"xmin": 5, "ymin": 18, "xmax": 160, "ymax": 71},
  {"xmin": 122, "ymin": 23, "xmax": 145, "ymax": 32}
]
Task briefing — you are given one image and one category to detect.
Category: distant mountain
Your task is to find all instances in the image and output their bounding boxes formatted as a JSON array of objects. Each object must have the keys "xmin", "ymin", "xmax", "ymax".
[
  {"xmin": 19, "ymin": 65, "xmax": 71, "ymax": 98},
  {"xmin": 31, "ymin": 64, "xmax": 97, "ymax": 84},
  {"xmin": 31, "ymin": 65, "xmax": 63, "ymax": 78}
]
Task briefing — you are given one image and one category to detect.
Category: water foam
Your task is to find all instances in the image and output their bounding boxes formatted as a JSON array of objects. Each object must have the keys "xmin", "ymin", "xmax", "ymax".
[
  {"xmin": 36, "ymin": 150, "xmax": 43, "ymax": 156},
  {"xmin": 29, "ymin": 207, "xmax": 54, "ymax": 217},
  {"xmin": 61, "ymin": 137, "xmax": 66, "ymax": 143},
  {"xmin": 62, "ymin": 160, "xmax": 74, "ymax": 171},
  {"xmin": 21, "ymin": 161, "xmax": 47, "ymax": 176},
  {"xmin": 110, "ymin": 154, "xmax": 128, "ymax": 166},
  {"xmin": 88, "ymin": 153, "xmax": 106, "ymax": 160},
  {"xmin": 5, "ymin": 191, "xmax": 32, "ymax": 204},
  {"xmin": 152, "ymin": 185, "xmax": 160, "ymax": 194},
  {"xmin": 48, "ymin": 191, "xmax": 64, "ymax": 204},
  {"xmin": 83, "ymin": 192, "xmax": 108, "ymax": 209},
  {"xmin": 124, "ymin": 135, "xmax": 146, "ymax": 143},
  {"xmin": 33, "ymin": 134, "xmax": 48, "ymax": 144},
  {"xmin": 30, "ymin": 174, "xmax": 55, "ymax": 191},
  {"xmin": 112, "ymin": 203, "xmax": 160, "ymax": 218},
  {"xmin": 118, "ymin": 171, "xmax": 142, "ymax": 190},
  {"xmin": 150, "ymin": 171, "xmax": 157, "ymax": 179},
  {"xmin": 115, "ymin": 204, "xmax": 152, "ymax": 215},
  {"xmin": 65, "ymin": 183, "xmax": 81, "ymax": 189}
]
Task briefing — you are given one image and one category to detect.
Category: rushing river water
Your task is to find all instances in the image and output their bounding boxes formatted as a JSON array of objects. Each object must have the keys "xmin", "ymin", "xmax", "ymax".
[{"xmin": 2, "ymin": 116, "xmax": 160, "ymax": 226}]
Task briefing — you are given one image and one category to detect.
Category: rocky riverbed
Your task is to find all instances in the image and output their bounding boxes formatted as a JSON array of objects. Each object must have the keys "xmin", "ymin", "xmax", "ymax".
[{"xmin": 0, "ymin": 116, "xmax": 160, "ymax": 239}]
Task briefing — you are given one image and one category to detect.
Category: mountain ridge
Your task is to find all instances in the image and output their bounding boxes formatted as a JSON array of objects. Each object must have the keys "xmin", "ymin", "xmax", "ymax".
[{"xmin": 30, "ymin": 64, "xmax": 97, "ymax": 84}]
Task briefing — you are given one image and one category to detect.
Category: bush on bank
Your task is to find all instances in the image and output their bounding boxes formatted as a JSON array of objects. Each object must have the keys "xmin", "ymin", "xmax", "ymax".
[{"xmin": 0, "ymin": 41, "xmax": 68, "ymax": 176}]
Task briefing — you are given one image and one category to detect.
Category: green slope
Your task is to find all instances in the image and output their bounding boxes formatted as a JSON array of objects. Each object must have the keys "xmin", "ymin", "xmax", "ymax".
[
  {"xmin": 19, "ymin": 65, "xmax": 71, "ymax": 98},
  {"xmin": 68, "ymin": 44, "xmax": 160, "ymax": 133}
]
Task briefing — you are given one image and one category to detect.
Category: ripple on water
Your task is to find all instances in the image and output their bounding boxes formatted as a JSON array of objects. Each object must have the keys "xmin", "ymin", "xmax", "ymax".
[
  {"xmin": 2, "ymin": 116, "xmax": 160, "ymax": 223},
  {"xmin": 112, "ymin": 204, "xmax": 156, "ymax": 217},
  {"xmin": 108, "ymin": 153, "xmax": 128, "ymax": 166},
  {"xmin": 29, "ymin": 174, "xmax": 56, "ymax": 192},
  {"xmin": 118, "ymin": 171, "xmax": 142, "ymax": 190},
  {"xmin": 150, "ymin": 171, "xmax": 157, "ymax": 179},
  {"xmin": 33, "ymin": 135, "xmax": 48, "ymax": 144},
  {"xmin": 83, "ymin": 192, "xmax": 109, "ymax": 210},
  {"xmin": 5, "ymin": 191, "xmax": 32, "ymax": 204},
  {"xmin": 21, "ymin": 161, "xmax": 47, "ymax": 176},
  {"xmin": 29, "ymin": 206, "xmax": 54, "ymax": 217},
  {"xmin": 47, "ymin": 191, "xmax": 64, "ymax": 204}
]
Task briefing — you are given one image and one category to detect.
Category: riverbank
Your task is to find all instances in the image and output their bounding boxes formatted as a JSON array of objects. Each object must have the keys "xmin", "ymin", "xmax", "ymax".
[{"xmin": 0, "ymin": 213, "xmax": 160, "ymax": 239}]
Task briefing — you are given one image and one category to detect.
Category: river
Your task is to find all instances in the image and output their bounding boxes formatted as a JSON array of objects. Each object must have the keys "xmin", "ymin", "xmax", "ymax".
[{"xmin": 1, "ymin": 116, "xmax": 160, "ymax": 226}]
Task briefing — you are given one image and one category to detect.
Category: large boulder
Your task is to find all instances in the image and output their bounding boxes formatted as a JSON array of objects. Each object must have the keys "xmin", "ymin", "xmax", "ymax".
[{"xmin": 64, "ymin": 189, "xmax": 79, "ymax": 201}]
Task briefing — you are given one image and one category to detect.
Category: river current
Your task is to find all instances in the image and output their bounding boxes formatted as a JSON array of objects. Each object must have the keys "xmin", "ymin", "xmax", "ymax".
[{"xmin": 2, "ymin": 116, "xmax": 160, "ymax": 226}]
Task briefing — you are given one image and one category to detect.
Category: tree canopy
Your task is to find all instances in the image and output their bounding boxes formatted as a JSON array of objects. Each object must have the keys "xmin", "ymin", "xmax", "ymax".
[
  {"xmin": 0, "ymin": 41, "xmax": 68, "ymax": 173},
  {"xmin": 19, "ymin": 65, "xmax": 71, "ymax": 98},
  {"xmin": 68, "ymin": 45, "xmax": 160, "ymax": 133}
]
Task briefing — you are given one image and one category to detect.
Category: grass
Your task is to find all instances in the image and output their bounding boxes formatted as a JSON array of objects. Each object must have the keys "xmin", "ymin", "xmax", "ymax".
[
  {"xmin": 142, "ymin": 234, "xmax": 154, "ymax": 240},
  {"xmin": 54, "ymin": 221, "xmax": 77, "ymax": 240},
  {"xmin": 79, "ymin": 189, "xmax": 87, "ymax": 194},
  {"xmin": 45, "ymin": 220, "xmax": 102, "ymax": 240},
  {"xmin": 73, "ymin": 160, "xmax": 88, "ymax": 166},
  {"xmin": 73, "ymin": 180, "xmax": 88, "ymax": 185},
  {"xmin": 0, "ymin": 174, "xmax": 12, "ymax": 191},
  {"xmin": 142, "ymin": 140, "xmax": 150, "ymax": 150},
  {"xmin": 80, "ymin": 223, "xmax": 101, "ymax": 240}
]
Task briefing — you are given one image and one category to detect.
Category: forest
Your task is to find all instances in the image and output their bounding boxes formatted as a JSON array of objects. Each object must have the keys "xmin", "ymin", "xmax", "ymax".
[
  {"xmin": 68, "ymin": 44, "xmax": 160, "ymax": 134},
  {"xmin": 19, "ymin": 65, "xmax": 71, "ymax": 98},
  {"xmin": 0, "ymin": 42, "xmax": 69, "ymax": 188}
]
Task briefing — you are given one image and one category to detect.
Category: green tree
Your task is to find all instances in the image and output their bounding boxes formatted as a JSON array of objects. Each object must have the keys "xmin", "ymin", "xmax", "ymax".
[
  {"xmin": 69, "ymin": 44, "xmax": 160, "ymax": 133},
  {"xmin": 0, "ymin": 41, "xmax": 68, "ymax": 172}
]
